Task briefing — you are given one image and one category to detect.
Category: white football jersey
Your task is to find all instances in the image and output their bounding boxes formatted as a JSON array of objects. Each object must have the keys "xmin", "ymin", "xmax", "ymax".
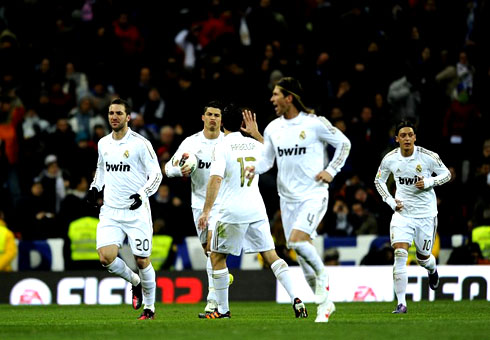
[
  {"xmin": 209, "ymin": 132, "xmax": 268, "ymax": 223},
  {"xmin": 374, "ymin": 146, "xmax": 451, "ymax": 218},
  {"xmin": 90, "ymin": 128, "xmax": 162, "ymax": 209},
  {"xmin": 166, "ymin": 130, "xmax": 223, "ymax": 209},
  {"xmin": 256, "ymin": 112, "xmax": 351, "ymax": 202}
]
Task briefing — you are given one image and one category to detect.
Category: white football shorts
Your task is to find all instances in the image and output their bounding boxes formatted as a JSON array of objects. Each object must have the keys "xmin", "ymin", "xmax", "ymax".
[
  {"xmin": 96, "ymin": 203, "xmax": 153, "ymax": 257},
  {"xmin": 210, "ymin": 219, "xmax": 275, "ymax": 256},
  {"xmin": 280, "ymin": 196, "xmax": 328, "ymax": 241},
  {"xmin": 390, "ymin": 212, "xmax": 438, "ymax": 256},
  {"xmin": 192, "ymin": 206, "xmax": 220, "ymax": 244}
]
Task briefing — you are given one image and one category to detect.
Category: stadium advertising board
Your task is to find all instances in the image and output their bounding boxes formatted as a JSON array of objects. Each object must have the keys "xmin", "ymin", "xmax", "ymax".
[
  {"xmin": 276, "ymin": 265, "xmax": 490, "ymax": 303},
  {"xmin": 3, "ymin": 271, "xmax": 275, "ymax": 305}
]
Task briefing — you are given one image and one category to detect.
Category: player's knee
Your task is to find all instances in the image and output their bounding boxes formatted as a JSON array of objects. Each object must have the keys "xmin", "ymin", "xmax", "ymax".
[
  {"xmin": 98, "ymin": 252, "xmax": 116, "ymax": 266},
  {"xmin": 394, "ymin": 248, "xmax": 408, "ymax": 259},
  {"xmin": 416, "ymin": 254, "xmax": 430, "ymax": 266},
  {"xmin": 135, "ymin": 256, "xmax": 150, "ymax": 269},
  {"xmin": 393, "ymin": 248, "xmax": 408, "ymax": 274},
  {"xmin": 261, "ymin": 250, "xmax": 280, "ymax": 266}
]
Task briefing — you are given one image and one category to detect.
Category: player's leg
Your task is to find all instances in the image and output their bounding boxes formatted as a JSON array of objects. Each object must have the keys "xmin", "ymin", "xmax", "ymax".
[
  {"xmin": 134, "ymin": 256, "xmax": 156, "ymax": 319},
  {"xmin": 297, "ymin": 255, "xmax": 316, "ymax": 294},
  {"xmin": 209, "ymin": 251, "xmax": 230, "ymax": 318},
  {"xmin": 193, "ymin": 208, "xmax": 218, "ymax": 313},
  {"xmin": 261, "ymin": 249, "xmax": 308, "ymax": 318},
  {"xmin": 414, "ymin": 216, "xmax": 439, "ymax": 290},
  {"xmin": 96, "ymin": 207, "xmax": 140, "ymax": 288},
  {"xmin": 244, "ymin": 219, "xmax": 307, "ymax": 318},
  {"xmin": 98, "ymin": 244, "xmax": 140, "ymax": 286},
  {"xmin": 282, "ymin": 198, "xmax": 329, "ymax": 305},
  {"xmin": 126, "ymin": 207, "xmax": 156, "ymax": 319},
  {"xmin": 205, "ymin": 221, "xmax": 245, "ymax": 319},
  {"xmin": 390, "ymin": 214, "xmax": 413, "ymax": 314}
]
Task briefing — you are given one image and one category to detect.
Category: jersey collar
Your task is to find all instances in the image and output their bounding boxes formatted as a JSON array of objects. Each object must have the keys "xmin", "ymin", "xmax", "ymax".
[
  {"xmin": 397, "ymin": 145, "xmax": 418, "ymax": 160},
  {"xmin": 111, "ymin": 127, "xmax": 132, "ymax": 144}
]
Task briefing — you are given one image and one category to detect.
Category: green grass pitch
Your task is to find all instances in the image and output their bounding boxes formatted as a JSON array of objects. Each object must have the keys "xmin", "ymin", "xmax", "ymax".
[{"xmin": 1, "ymin": 301, "xmax": 489, "ymax": 340}]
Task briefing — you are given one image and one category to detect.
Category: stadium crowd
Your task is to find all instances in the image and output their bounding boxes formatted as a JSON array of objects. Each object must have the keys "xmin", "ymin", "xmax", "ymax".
[{"xmin": 0, "ymin": 0, "xmax": 489, "ymax": 269}]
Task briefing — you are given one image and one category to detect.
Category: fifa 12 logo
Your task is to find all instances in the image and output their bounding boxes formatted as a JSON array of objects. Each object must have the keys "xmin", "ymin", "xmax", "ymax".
[{"xmin": 106, "ymin": 161, "xmax": 131, "ymax": 172}]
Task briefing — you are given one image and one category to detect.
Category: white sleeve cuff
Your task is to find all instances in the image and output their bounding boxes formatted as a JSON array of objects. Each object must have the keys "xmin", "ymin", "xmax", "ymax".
[
  {"xmin": 386, "ymin": 196, "xmax": 397, "ymax": 211},
  {"xmin": 165, "ymin": 162, "xmax": 182, "ymax": 177},
  {"xmin": 424, "ymin": 177, "xmax": 435, "ymax": 189},
  {"xmin": 325, "ymin": 166, "xmax": 338, "ymax": 178}
]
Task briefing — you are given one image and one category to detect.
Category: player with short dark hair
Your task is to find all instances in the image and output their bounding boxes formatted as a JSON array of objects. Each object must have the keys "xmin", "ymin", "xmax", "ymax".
[
  {"xmin": 88, "ymin": 98, "xmax": 162, "ymax": 320},
  {"xmin": 374, "ymin": 120, "xmax": 451, "ymax": 314},
  {"xmin": 164, "ymin": 100, "xmax": 228, "ymax": 316},
  {"xmin": 198, "ymin": 103, "xmax": 307, "ymax": 319}
]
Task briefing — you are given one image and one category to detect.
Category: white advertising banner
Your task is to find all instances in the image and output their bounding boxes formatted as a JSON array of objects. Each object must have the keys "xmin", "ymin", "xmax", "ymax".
[{"xmin": 276, "ymin": 265, "xmax": 490, "ymax": 303}]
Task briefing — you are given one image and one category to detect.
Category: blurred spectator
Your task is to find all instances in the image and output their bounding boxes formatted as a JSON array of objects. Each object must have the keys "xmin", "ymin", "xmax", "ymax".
[
  {"xmin": 46, "ymin": 118, "xmax": 77, "ymax": 169},
  {"xmin": 14, "ymin": 179, "xmax": 57, "ymax": 240},
  {"xmin": 360, "ymin": 242, "xmax": 393, "ymax": 265},
  {"xmin": 35, "ymin": 154, "xmax": 68, "ymax": 214},
  {"xmin": 454, "ymin": 51, "xmax": 475, "ymax": 101},
  {"xmin": 0, "ymin": 210, "xmax": 17, "ymax": 271},
  {"xmin": 130, "ymin": 113, "xmax": 158, "ymax": 144},
  {"xmin": 327, "ymin": 198, "xmax": 354, "ymax": 236},
  {"xmin": 63, "ymin": 61, "xmax": 89, "ymax": 102},
  {"xmin": 90, "ymin": 81, "xmax": 114, "ymax": 114},
  {"xmin": 447, "ymin": 242, "xmax": 489, "ymax": 265},
  {"xmin": 112, "ymin": 11, "xmax": 144, "ymax": 57},
  {"xmin": 139, "ymin": 87, "xmax": 166, "ymax": 127},
  {"xmin": 156, "ymin": 125, "xmax": 177, "ymax": 163},
  {"xmin": 68, "ymin": 96, "xmax": 107, "ymax": 139},
  {"xmin": 150, "ymin": 183, "xmax": 190, "ymax": 246},
  {"xmin": 131, "ymin": 66, "xmax": 153, "ymax": 110},
  {"xmin": 350, "ymin": 201, "xmax": 378, "ymax": 235},
  {"xmin": 387, "ymin": 73, "xmax": 421, "ymax": 125},
  {"xmin": 323, "ymin": 248, "xmax": 340, "ymax": 266}
]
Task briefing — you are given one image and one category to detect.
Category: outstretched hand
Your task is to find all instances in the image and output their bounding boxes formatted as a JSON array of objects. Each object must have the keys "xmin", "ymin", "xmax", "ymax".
[{"xmin": 241, "ymin": 110, "xmax": 263, "ymax": 142}]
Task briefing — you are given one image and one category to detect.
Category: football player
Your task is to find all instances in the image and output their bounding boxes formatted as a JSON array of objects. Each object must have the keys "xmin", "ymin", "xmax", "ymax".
[{"xmin": 374, "ymin": 120, "xmax": 451, "ymax": 314}]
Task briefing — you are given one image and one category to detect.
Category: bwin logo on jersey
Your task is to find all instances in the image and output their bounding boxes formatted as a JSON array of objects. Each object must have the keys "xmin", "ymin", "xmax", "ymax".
[
  {"xmin": 198, "ymin": 159, "xmax": 211, "ymax": 169},
  {"xmin": 398, "ymin": 176, "xmax": 419, "ymax": 185},
  {"xmin": 277, "ymin": 145, "xmax": 306, "ymax": 157},
  {"xmin": 106, "ymin": 162, "xmax": 131, "ymax": 172}
]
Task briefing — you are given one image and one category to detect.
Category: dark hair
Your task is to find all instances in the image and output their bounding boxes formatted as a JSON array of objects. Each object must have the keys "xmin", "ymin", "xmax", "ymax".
[
  {"xmin": 110, "ymin": 98, "xmax": 131, "ymax": 114},
  {"xmin": 395, "ymin": 120, "xmax": 416, "ymax": 135},
  {"xmin": 203, "ymin": 100, "xmax": 224, "ymax": 115},
  {"xmin": 222, "ymin": 103, "xmax": 243, "ymax": 132},
  {"xmin": 276, "ymin": 77, "xmax": 314, "ymax": 113}
]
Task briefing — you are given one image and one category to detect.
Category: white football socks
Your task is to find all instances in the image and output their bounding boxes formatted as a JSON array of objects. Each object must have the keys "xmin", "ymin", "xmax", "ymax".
[
  {"xmin": 106, "ymin": 257, "xmax": 140, "ymax": 286},
  {"xmin": 271, "ymin": 259, "xmax": 297, "ymax": 303},
  {"xmin": 393, "ymin": 248, "xmax": 408, "ymax": 306},
  {"xmin": 139, "ymin": 263, "xmax": 156, "ymax": 309},
  {"xmin": 212, "ymin": 268, "xmax": 230, "ymax": 314},
  {"xmin": 288, "ymin": 241, "xmax": 326, "ymax": 277},
  {"xmin": 206, "ymin": 255, "xmax": 217, "ymax": 302},
  {"xmin": 417, "ymin": 254, "xmax": 436, "ymax": 274},
  {"xmin": 297, "ymin": 255, "xmax": 316, "ymax": 293}
]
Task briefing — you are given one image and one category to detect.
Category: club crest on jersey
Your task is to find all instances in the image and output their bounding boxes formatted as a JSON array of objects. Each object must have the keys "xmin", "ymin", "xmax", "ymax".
[
  {"xmin": 299, "ymin": 131, "xmax": 306, "ymax": 140},
  {"xmin": 416, "ymin": 164, "xmax": 422, "ymax": 172},
  {"xmin": 124, "ymin": 150, "xmax": 129, "ymax": 158}
]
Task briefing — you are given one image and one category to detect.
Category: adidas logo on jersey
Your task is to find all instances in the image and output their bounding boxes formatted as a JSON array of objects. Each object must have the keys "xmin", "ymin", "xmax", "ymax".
[
  {"xmin": 106, "ymin": 161, "xmax": 131, "ymax": 172},
  {"xmin": 277, "ymin": 145, "xmax": 306, "ymax": 157}
]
